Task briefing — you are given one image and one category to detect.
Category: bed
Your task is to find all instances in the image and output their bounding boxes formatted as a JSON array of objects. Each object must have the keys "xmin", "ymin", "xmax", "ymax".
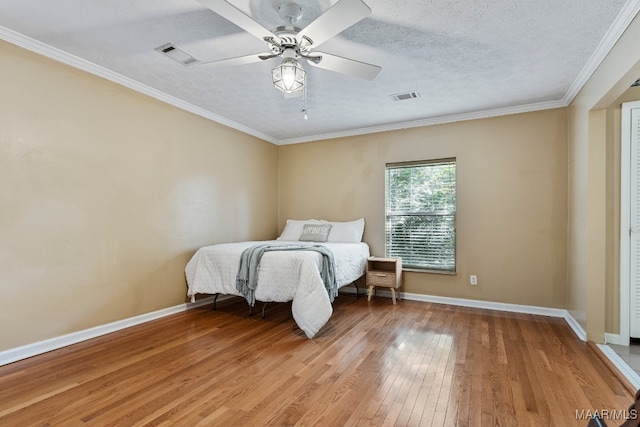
[{"xmin": 185, "ymin": 219, "xmax": 370, "ymax": 338}]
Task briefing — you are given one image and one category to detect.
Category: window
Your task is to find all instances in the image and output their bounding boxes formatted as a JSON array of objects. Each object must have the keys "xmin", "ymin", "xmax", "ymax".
[{"xmin": 385, "ymin": 159, "xmax": 456, "ymax": 272}]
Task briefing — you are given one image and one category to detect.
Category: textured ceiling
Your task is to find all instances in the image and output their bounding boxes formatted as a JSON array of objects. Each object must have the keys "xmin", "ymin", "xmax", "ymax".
[{"xmin": 0, "ymin": 0, "xmax": 636, "ymax": 144}]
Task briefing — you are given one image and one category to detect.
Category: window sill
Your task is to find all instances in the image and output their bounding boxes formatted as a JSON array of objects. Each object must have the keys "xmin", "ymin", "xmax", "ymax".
[{"xmin": 402, "ymin": 268, "xmax": 456, "ymax": 276}]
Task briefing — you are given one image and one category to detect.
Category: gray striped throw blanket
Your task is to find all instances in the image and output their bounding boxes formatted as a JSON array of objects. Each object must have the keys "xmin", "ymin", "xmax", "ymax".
[{"xmin": 236, "ymin": 243, "xmax": 338, "ymax": 307}]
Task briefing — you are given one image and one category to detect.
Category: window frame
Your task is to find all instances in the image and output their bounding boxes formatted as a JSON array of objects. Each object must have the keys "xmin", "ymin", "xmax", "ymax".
[{"xmin": 384, "ymin": 158, "xmax": 457, "ymax": 274}]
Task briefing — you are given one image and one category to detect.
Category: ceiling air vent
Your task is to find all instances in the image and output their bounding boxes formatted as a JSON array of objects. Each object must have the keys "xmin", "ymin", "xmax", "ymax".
[
  {"xmin": 155, "ymin": 43, "xmax": 199, "ymax": 66},
  {"xmin": 390, "ymin": 91, "xmax": 420, "ymax": 102},
  {"xmin": 633, "ymin": 78, "xmax": 640, "ymax": 87}
]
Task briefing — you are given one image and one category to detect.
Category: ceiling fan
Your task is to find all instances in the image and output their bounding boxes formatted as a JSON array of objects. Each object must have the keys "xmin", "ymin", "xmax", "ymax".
[{"xmin": 194, "ymin": 0, "xmax": 381, "ymax": 94}]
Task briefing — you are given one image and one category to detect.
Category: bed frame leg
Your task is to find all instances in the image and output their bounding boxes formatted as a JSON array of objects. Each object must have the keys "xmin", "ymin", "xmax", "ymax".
[
  {"xmin": 261, "ymin": 303, "xmax": 268, "ymax": 319},
  {"xmin": 249, "ymin": 305, "xmax": 254, "ymax": 316},
  {"xmin": 353, "ymin": 282, "xmax": 361, "ymax": 297},
  {"xmin": 212, "ymin": 294, "xmax": 219, "ymax": 310}
]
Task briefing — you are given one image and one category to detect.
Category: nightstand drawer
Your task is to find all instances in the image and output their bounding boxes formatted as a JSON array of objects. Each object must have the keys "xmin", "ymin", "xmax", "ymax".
[{"xmin": 367, "ymin": 272, "xmax": 396, "ymax": 287}]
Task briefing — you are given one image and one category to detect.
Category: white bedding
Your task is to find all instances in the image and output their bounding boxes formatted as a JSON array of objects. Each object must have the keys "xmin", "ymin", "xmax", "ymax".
[{"xmin": 185, "ymin": 240, "xmax": 370, "ymax": 338}]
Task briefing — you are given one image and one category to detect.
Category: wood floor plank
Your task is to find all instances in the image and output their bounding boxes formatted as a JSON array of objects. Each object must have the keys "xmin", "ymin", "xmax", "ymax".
[{"xmin": 0, "ymin": 296, "xmax": 634, "ymax": 426}]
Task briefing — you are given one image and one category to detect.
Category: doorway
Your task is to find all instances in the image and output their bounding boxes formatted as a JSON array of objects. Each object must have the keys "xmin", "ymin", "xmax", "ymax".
[{"xmin": 620, "ymin": 100, "xmax": 640, "ymax": 345}]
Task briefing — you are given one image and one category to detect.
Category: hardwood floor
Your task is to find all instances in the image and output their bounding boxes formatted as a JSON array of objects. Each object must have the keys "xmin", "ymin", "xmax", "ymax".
[{"xmin": 0, "ymin": 295, "xmax": 634, "ymax": 426}]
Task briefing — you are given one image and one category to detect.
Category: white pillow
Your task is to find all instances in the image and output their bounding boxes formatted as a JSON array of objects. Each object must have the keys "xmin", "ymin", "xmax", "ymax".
[
  {"xmin": 277, "ymin": 219, "xmax": 327, "ymax": 241},
  {"xmin": 326, "ymin": 218, "xmax": 365, "ymax": 243}
]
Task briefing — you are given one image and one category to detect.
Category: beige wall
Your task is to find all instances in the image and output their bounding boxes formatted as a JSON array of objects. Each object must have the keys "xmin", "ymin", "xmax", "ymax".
[
  {"xmin": 0, "ymin": 40, "xmax": 279, "ymax": 351},
  {"xmin": 6, "ymin": 11, "xmax": 640, "ymax": 353},
  {"xmin": 279, "ymin": 110, "xmax": 568, "ymax": 308},
  {"xmin": 567, "ymin": 14, "xmax": 640, "ymax": 342}
]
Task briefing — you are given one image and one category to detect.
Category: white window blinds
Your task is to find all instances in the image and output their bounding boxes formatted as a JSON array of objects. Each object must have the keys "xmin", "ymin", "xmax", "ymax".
[{"xmin": 385, "ymin": 159, "xmax": 456, "ymax": 272}]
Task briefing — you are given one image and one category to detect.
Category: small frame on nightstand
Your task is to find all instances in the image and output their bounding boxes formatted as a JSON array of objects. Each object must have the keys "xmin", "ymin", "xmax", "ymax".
[{"xmin": 366, "ymin": 256, "xmax": 402, "ymax": 304}]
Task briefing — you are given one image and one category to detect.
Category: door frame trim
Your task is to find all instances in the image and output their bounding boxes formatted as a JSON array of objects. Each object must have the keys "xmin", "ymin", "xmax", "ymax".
[{"xmin": 618, "ymin": 100, "xmax": 640, "ymax": 345}]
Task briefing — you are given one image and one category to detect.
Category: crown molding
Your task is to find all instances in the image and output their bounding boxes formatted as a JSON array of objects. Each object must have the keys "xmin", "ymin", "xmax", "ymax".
[
  {"xmin": 2, "ymin": 0, "xmax": 638, "ymax": 147},
  {"xmin": 277, "ymin": 99, "xmax": 567, "ymax": 145},
  {"xmin": 0, "ymin": 25, "xmax": 279, "ymax": 145},
  {"xmin": 563, "ymin": 0, "xmax": 640, "ymax": 105},
  {"xmin": 282, "ymin": 0, "xmax": 640, "ymax": 146}
]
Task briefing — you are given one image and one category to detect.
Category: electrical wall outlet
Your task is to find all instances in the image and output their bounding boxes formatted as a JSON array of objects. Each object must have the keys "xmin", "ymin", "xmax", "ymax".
[{"xmin": 470, "ymin": 275, "xmax": 478, "ymax": 285}]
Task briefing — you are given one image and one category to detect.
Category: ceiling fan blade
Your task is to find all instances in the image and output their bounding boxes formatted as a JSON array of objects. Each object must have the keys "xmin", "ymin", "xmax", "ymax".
[
  {"xmin": 197, "ymin": 0, "xmax": 279, "ymax": 43},
  {"xmin": 306, "ymin": 52, "xmax": 380, "ymax": 80},
  {"xmin": 297, "ymin": 0, "xmax": 371, "ymax": 48},
  {"xmin": 199, "ymin": 53, "xmax": 272, "ymax": 68}
]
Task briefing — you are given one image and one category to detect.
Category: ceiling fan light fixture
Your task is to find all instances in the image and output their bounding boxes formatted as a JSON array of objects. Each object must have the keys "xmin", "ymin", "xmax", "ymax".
[
  {"xmin": 278, "ymin": 2, "xmax": 302, "ymax": 24},
  {"xmin": 272, "ymin": 57, "xmax": 306, "ymax": 93}
]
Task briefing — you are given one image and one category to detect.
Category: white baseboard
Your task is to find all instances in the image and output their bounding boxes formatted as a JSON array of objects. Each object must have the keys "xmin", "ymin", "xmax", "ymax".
[
  {"xmin": 605, "ymin": 333, "xmax": 627, "ymax": 345},
  {"xmin": 340, "ymin": 288, "xmax": 587, "ymax": 341},
  {"xmin": 1, "ymin": 290, "xmax": 589, "ymax": 367},
  {"xmin": 598, "ymin": 344, "xmax": 640, "ymax": 390},
  {"xmin": 0, "ymin": 295, "xmax": 227, "ymax": 367},
  {"xmin": 563, "ymin": 311, "xmax": 588, "ymax": 342},
  {"xmin": 401, "ymin": 291, "xmax": 568, "ymax": 316}
]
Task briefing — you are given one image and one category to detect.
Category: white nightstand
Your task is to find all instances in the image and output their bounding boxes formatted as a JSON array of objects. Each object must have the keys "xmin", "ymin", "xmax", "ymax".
[{"xmin": 366, "ymin": 257, "xmax": 402, "ymax": 304}]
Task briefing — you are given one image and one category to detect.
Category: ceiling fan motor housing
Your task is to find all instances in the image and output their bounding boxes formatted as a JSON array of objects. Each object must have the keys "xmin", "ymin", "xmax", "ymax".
[{"xmin": 267, "ymin": 26, "xmax": 309, "ymax": 57}]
